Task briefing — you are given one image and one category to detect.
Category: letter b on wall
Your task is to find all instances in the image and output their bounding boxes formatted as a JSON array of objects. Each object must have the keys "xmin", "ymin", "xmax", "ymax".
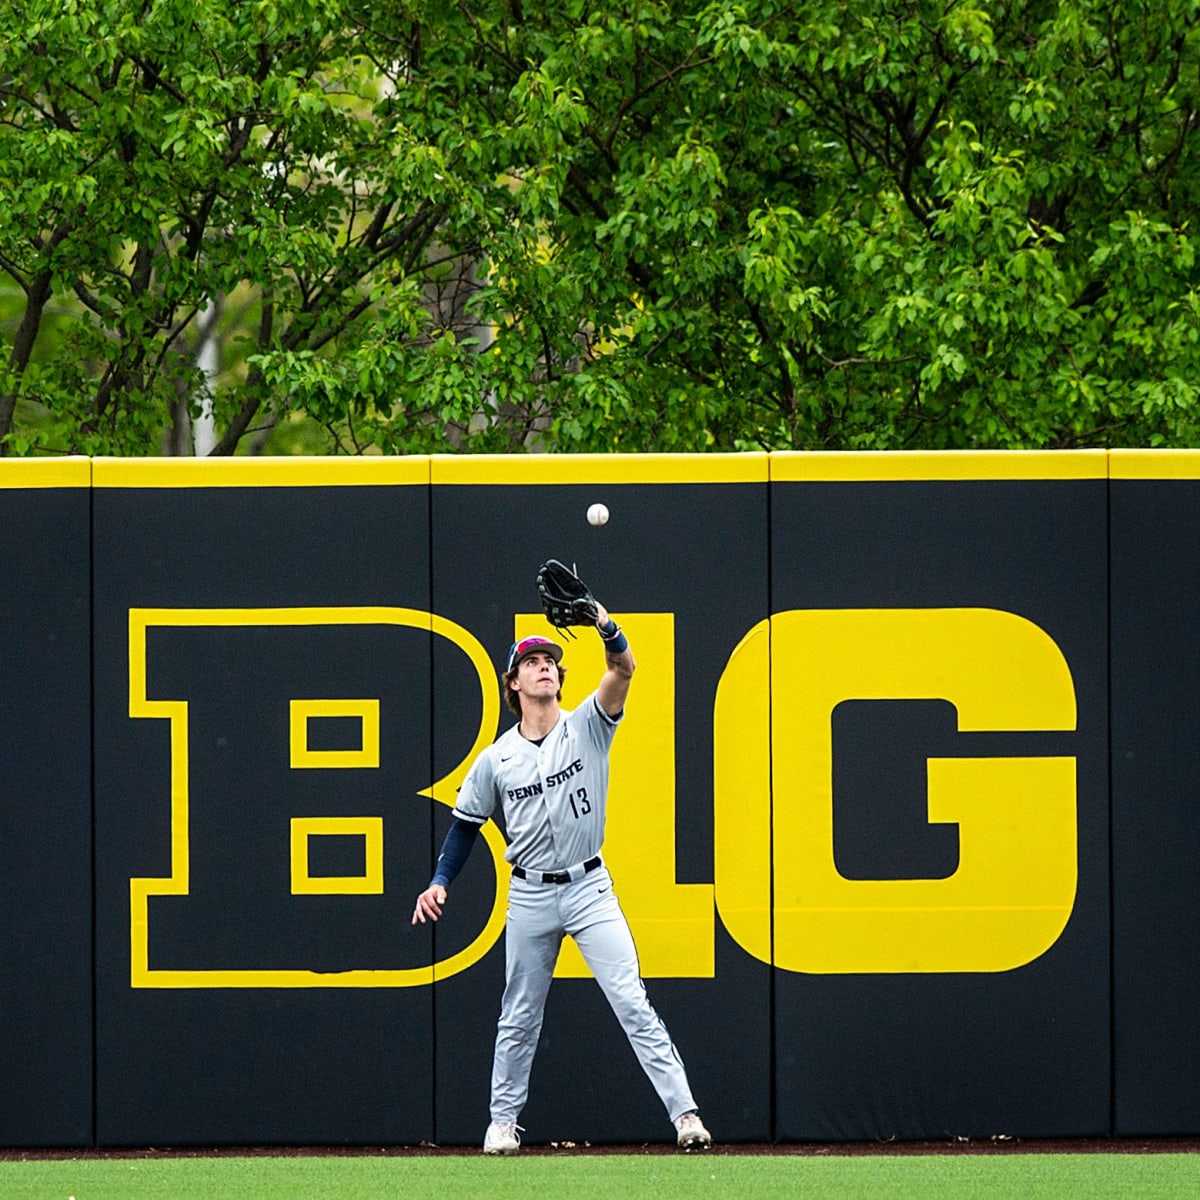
[{"xmin": 715, "ymin": 608, "xmax": 1078, "ymax": 973}]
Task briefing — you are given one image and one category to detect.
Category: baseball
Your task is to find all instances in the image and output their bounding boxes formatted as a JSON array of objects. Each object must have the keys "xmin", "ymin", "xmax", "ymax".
[{"xmin": 587, "ymin": 502, "xmax": 610, "ymax": 526}]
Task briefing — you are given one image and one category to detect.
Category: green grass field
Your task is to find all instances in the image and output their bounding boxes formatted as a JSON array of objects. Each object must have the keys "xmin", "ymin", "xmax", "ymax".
[{"xmin": 3, "ymin": 1152, "xmax": 1199, "ymax": 1200}]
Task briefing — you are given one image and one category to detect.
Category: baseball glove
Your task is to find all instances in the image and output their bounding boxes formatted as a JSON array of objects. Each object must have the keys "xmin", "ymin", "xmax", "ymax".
[{"xmin": 537, "ymin": 559, "xmax": 599, "ymax": 635}]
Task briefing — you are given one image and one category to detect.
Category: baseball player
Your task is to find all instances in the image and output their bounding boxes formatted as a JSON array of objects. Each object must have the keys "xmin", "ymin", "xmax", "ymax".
[{"xmin": 412, "ymin": 599, "xmax": 711, "ymax": 1154}]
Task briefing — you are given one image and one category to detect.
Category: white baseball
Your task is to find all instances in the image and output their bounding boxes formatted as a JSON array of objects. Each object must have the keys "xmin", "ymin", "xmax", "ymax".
[{"xmin": 587, "ymin": 502, "xmax": 610, "ymax": 526}]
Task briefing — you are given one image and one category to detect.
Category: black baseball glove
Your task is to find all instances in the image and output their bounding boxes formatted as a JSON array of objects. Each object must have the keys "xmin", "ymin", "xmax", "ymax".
[{"xmin": 537, "ymin": 559, "xmax": 599, "ymax": 635}]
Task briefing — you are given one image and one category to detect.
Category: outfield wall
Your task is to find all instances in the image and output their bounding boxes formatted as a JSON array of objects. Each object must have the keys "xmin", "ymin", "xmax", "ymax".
[{"xmin": 1, "ymin": 449, "xmax": 1196, "ymax": 1146}]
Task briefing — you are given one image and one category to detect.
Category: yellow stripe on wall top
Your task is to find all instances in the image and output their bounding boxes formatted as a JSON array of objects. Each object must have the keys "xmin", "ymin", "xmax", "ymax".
[
  {"xmin": 0, "ymin": 457, "xmax": 91, "ymax": 488},
  {"xmin": 92, "ymin": 456, "xmax": 429, "ymax": 488},
  {"xmin": 1109, "ymin": 449, "xmax": 1200, "ymax": 479},
  {"xmin": 28, "ymin": 449, "xmax": 1200, "ymax": 488},
  {"xmin": 771, "ymin": 449, "xmax": 1109, "ymax": 482},
  {"xmin": 431, "ymin": 452, "xmax": 769, "ymax": 485}
]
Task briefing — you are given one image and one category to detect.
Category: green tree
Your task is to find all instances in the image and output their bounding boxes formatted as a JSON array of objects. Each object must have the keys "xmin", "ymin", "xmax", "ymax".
[
  {"xmin": 0, "ymin": 0, "xmax": 499, "ymax": 455},
  {"xmin": 4, "ymin": 1, "xmax": 1200, "ymax": 456},
  {"xmin": 452, "ymin": 0, "xmax": 1200, "ymax": 451}
]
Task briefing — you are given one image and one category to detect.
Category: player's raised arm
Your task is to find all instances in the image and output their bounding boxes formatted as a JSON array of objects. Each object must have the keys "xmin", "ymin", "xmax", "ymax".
[
  {"xmin": 533, "ymin": 559, "xmax": 634, "ymax": 716},
  {"xmin": 595, "ymin": 601, "xmax": 635, "ymax": 717}
]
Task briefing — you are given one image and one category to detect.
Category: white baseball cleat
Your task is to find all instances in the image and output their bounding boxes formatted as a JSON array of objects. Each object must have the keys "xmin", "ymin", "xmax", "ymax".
[
  {"xmin": 483, "ymin": 1121, "xmax": 523, "ymax": 1155},
  {"xmin": 675, "ymin": 1111, "xmax": 712, "ymax": 1150}
]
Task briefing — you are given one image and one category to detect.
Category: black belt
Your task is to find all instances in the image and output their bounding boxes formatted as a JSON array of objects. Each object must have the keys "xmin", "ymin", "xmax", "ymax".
[{"xmin": 512, "ymin": 856, "xmax": 602, "ymax": 884}]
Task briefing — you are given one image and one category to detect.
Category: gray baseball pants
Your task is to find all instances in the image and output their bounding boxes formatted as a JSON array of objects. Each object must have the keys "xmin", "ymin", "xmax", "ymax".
[{"xmin": 490, "ymin": 864, "xmax": 697, "ymax": 1125}]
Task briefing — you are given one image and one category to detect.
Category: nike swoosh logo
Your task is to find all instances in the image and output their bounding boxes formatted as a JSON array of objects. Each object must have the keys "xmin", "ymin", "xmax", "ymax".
[{"xmin": 500, "ymin": 754, "xmax": 515, "ymax": 762}]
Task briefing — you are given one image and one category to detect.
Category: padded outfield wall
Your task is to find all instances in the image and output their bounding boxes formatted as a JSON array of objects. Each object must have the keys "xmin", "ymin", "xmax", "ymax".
[{"xmin": 0, "ymin": 449, "xmax": 1195, "ymax": 1146}]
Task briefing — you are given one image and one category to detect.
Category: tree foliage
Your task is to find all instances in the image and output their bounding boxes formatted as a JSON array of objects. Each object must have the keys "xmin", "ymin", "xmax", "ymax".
[{"xmin": 3, "ymin": 0, "xmax": 1200, "ymax": 455}]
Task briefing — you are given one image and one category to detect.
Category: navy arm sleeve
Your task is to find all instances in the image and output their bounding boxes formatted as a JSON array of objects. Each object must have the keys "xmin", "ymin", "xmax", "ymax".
[{"xmin": 430, "ymin": 816, "xmax": 482, "ymax": 888}]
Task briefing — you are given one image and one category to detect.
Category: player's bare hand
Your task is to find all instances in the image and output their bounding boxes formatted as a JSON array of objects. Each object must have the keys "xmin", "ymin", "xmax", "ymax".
[
  {"xmin": 595, "ymin": 601, "xmax": 610, "ymax": 627},
  {"xmin": 412, "ymin": 884, "xmax": 447, "ymax": 925}
]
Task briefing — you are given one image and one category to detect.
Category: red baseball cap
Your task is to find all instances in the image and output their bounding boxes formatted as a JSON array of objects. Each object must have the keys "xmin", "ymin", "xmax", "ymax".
[{"xmin": 506, "ymin": 635, "xmax": 564, "ymax": 673}]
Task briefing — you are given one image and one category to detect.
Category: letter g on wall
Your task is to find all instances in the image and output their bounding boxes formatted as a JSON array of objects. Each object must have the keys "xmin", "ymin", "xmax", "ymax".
[{"xmin": 714, "ymin": 609, "xmax": 1077, "ymax": 974}]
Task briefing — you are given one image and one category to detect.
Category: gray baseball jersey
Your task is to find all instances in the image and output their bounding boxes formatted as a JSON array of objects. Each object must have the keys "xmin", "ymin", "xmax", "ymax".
[{"xmin": 452, "ymin": 691, "xmax": 620, "ymax": 871}]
